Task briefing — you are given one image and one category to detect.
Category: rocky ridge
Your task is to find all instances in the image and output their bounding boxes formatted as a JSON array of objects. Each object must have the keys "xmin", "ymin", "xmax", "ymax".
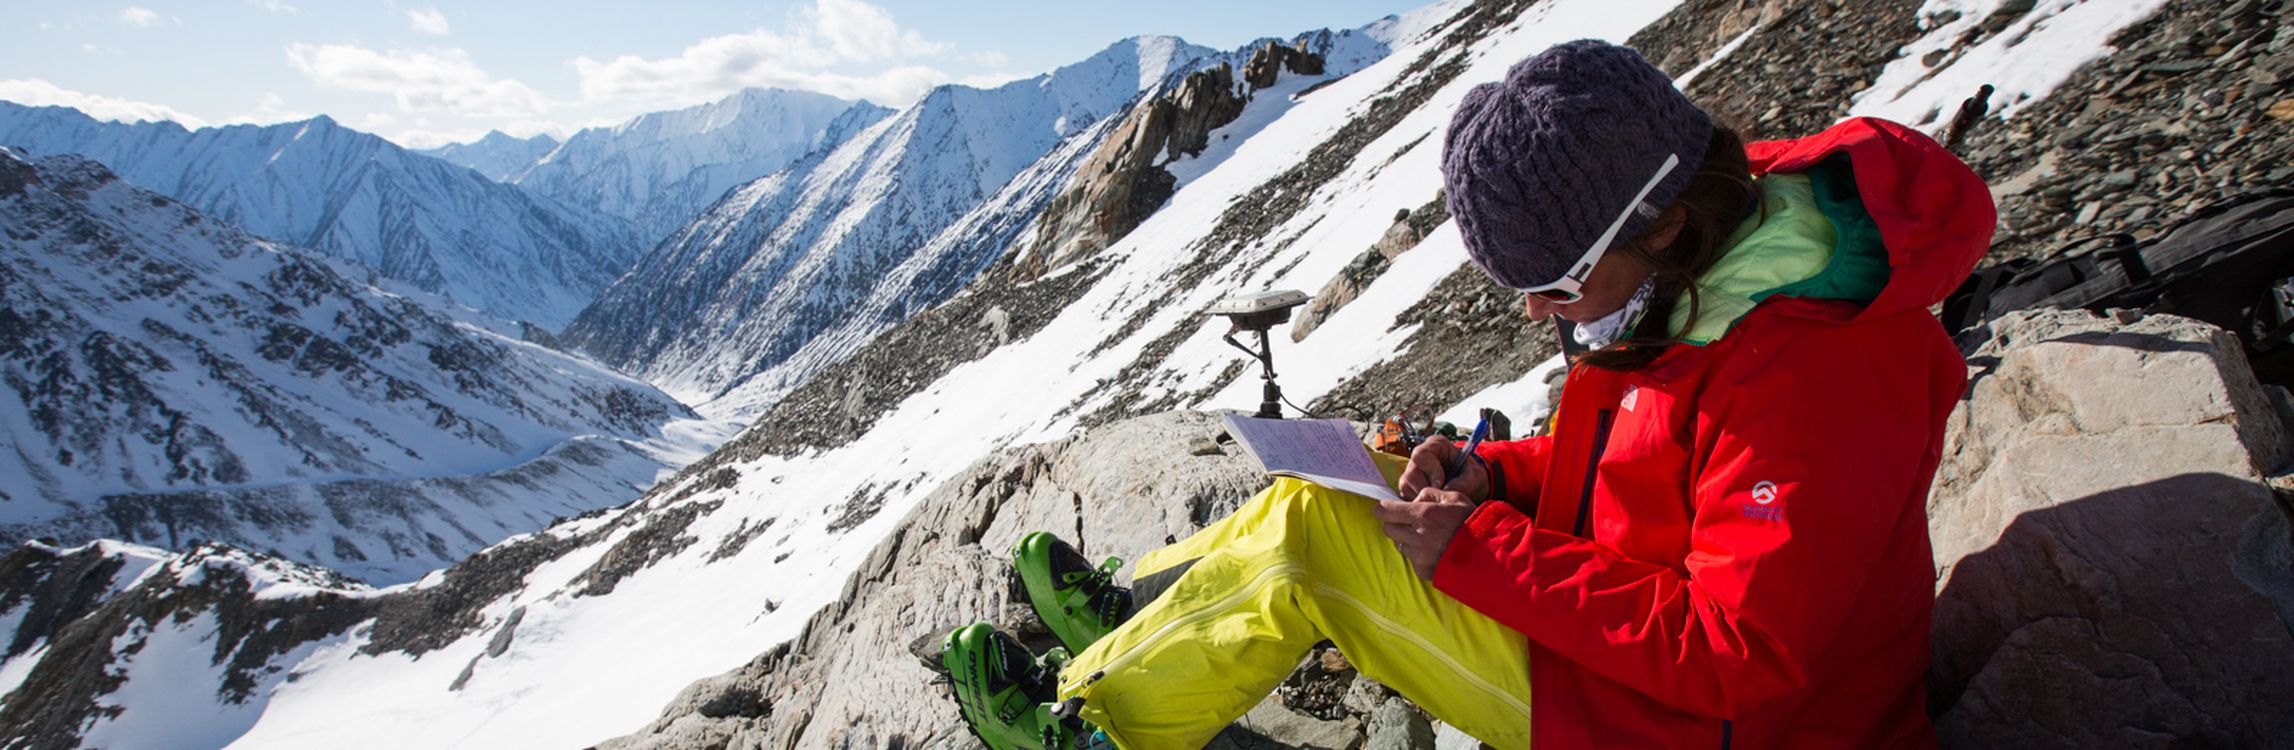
[{"xmin": 1018, "ymin": 40, "xmax": 1329, "ymax": 280}]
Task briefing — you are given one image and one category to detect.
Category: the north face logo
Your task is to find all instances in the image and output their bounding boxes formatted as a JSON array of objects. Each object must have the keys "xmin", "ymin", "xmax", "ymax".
[
  {"xmin": 1744, "ymin": 480, "xmax": 1784, "ymax": 521},
  {"xmin": 1751, "ymin": 481, "xmax": 1779, "ymax": 505}
]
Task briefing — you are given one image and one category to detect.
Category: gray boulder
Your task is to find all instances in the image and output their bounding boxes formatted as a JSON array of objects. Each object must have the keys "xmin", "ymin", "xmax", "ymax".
[{"xmin": 1928, "ymin": 309, "xmax": 2294, "ymax": 746}]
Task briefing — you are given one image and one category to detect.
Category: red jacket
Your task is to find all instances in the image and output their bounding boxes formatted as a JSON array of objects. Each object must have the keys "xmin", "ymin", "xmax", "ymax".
[{"xmin": 1433, "ymin": 118, "xmax": 1994, "ymax": 749}]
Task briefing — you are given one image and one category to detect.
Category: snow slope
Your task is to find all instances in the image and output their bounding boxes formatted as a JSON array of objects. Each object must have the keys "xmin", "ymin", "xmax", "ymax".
[
  {"xmin": 416, "ymin": 130, "xmax": 560, "ymax": 182},
  {"xmin": 513, "ymin": 88, "xmax": 894, "ymax": 245},
  {"xmin": 0, "ymin": 104, "xmax": 643, "ymax": 328},
  {"xmin": 0, "ymin": 150, "xmax": 731, "ymax": 582}
]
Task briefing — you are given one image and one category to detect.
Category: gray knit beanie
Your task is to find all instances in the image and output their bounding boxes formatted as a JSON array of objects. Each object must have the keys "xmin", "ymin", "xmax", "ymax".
[{"xmin": 1441, "ymin": 40, "xmax": 1713, "ymax": 290}]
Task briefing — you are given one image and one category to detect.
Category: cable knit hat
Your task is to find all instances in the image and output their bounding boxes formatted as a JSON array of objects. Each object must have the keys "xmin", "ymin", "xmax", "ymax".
[{"xmin": 1441, "ymin": 40, "xmax": 1713, "ymax": 290}]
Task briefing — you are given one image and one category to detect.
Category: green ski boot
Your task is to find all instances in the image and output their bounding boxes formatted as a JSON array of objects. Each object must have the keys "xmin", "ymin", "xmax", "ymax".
[
  {"xmin": 940, "ymin": 623, "xmax": 1107, "ymax": 750},
  {"xmin": 1009, "ymin": 532, "xmax": 1133, "ymax": 653}
]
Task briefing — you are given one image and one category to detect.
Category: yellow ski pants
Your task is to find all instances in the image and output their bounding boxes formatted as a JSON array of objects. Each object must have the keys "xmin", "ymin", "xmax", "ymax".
[{"xmin": 1054, "ymin": 455, "xmax": 1533, "ymax": 749}]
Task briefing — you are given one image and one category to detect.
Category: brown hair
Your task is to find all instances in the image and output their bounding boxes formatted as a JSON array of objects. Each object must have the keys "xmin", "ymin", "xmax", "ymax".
[{"xmin": 1575, "ymin": 125, "xmax": 1759, "ymax": 372}]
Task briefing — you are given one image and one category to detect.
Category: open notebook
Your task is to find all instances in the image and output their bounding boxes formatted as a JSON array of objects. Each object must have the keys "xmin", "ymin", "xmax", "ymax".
[{"xmin": 1221, "ymin": 414, "xmax": 1401, "ymax": 502}]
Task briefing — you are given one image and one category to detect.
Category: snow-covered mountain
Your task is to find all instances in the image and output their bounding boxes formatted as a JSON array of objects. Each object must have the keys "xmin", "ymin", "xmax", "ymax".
[
  {"xmin": 0, "ymin": 0, "xmax": 2226, "ymax": 746},
  {"xmin": 0, "ymin": 149, "xmax": 729, "ymax": 582},
  {"xmin": 561, "ymin": 35, "xmax": 1372, "ymax": 415},
  {"xmin": 417, "ymin": 130, "xmax": 560, "ymax": 182},
  {"xmin": 512, "ymin": 88, "xmax": 894, "ymax": 244},
  {"xmin": 0, "ymin": 104, "xmax": 644, "ymax": 328}
]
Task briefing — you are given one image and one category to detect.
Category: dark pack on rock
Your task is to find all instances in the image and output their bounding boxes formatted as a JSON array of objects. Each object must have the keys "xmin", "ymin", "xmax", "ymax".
[{"xmin": 1944, "ymin": 188, "xmax": 2294, "ymax": 382}]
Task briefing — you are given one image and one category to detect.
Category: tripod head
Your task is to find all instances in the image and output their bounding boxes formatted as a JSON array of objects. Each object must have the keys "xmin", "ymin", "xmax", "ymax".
[{"xmin": 1208, "ymin": 290, "xmax": 1310, "ymax": 418}]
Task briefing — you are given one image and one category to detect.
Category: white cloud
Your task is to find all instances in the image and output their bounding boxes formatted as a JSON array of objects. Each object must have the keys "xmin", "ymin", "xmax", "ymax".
[
  {"xmin": 806, "ymin": 0, "xmax": 947, "ymax": 61},
  {"xmin": 406, "ymin": 8, "xmax": 449, "ymax": 36},
  {"xmin": 286, "ymin": 43, "xmax": 546, "ymax": 117},
  {"xmin": 570, "ymin": 0, "xmax": 966, "ymax": 107},
  {"xmin": 235, "ymin": 93, "xmax": 311, "ymax": 125},
  {"xmin": 357, "ymin": 112, "xmax": 398, "ymax": 131},
  {"xmin": 0, "ymin": 78, "xmax": 206, "ymax": 126},
  {"xmin": 249, "ymin": 0, "xmax": 299, "ymax": 13},
  {"xmin": 384, "ymin": 127, "xmax": 491, "ymax": 150},
  {"xmin": 115, "ymin": 7, "xmax": 177, "ymax": 27},
  {"xmin": 499, "ymin": 119, "xmax": 575, "ymax": 140}
]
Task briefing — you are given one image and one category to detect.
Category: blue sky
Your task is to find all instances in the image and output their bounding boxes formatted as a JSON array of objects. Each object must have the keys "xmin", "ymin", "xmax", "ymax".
[{"xmin": 1, "ymin": 0, "xmax": 1416, "ymax": 148}]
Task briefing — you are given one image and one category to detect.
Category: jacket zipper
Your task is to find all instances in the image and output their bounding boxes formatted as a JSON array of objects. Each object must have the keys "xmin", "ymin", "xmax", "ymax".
[
  {"xmin": 1721, "ymin": 719, "xmax": 1734, "ymax": 749},
  {"xmin": 1572, "ymin": 409, "xmax": 1616, "ymax": 538}
]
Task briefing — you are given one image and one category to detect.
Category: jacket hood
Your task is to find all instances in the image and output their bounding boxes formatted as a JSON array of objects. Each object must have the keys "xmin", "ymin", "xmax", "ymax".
[{"xmin": 1744, "ymin": 117, "xmax": 1997, "ymax": 319}]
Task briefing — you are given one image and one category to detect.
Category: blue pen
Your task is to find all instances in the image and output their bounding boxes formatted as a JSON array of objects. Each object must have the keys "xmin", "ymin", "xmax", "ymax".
[{"xmin": 1445, "ymin": 416, "xmax": 1491, "ymax": 488}]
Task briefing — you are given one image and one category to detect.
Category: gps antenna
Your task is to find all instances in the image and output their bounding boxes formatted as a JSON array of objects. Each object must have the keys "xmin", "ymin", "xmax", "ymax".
[{"xmin": 1209, "ymin": 290, "xmax": 1311, "ymax": 419}]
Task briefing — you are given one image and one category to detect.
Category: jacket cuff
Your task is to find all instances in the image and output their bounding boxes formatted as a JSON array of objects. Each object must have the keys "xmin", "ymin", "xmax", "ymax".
[
  {"xmin": 1433, "ymin": 500, "xmax": 1534, "ymax": 597},
  {"xmin": 1472, "ymin": 449, "xmax": 1506, "ymax": 504}
]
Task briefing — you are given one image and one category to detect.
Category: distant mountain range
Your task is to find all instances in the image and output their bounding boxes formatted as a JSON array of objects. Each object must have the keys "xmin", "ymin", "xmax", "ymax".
[
  {"xmin": 503, "ymin": 89, "xmax": 894, "ymax": 245},
  {"xmin": 0, "ymin": 103, "xmax": 642, "ymax": 329},
  {"xmin": 557, "ymin": 37, "xmax": 1225, "ymax": 414},
  {"xmin": 0, "ymin": 148, "xmax": 711, "ymax": 582},
  {"xmin": 418, "ymin": 129, "xmax": 560, "ymax": 181}
]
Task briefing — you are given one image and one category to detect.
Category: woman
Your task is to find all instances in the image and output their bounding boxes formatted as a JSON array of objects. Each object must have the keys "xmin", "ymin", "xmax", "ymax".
[{"xmin": 942, "ymin": 39, "xmax": 1993, "ymax": 749}]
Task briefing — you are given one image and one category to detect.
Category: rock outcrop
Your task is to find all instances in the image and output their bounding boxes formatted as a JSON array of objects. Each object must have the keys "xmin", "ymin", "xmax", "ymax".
[
  {"xmin": 1019, "ymin": 40, "xmax": 1330, "ymax": 281},
  {"xmin": 1290, "ymin": 195, "xmax": 1449, "ymax": 342},
  {"xmin": 1928, "ymin": 309, "xmax": 2294, "ymax": 746}
]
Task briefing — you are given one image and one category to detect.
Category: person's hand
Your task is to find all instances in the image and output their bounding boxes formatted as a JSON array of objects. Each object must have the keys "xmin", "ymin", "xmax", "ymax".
[
  {"xmin": 1376, "ymin": 488, "xmax": 1480, "ymax": 580},
  {"xmin": 1399, "ymin": 436, "xmax": 1491, "ymax": 502}
]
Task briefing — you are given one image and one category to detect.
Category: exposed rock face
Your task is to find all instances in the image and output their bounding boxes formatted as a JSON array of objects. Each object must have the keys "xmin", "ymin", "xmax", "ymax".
[
  {"xmin": 1928, "ymin": 309, "xmax": 2294, "ymax": 746},
  {"xmin": 1290, "ymin": 195, "xmax": 1449, "ymax": 342},
  {"xmin": 1020, "ymin": 38, "xmax": 1333, "ymax": 281},
  {"xmin": 1243, "ymin": 40, "xmax": 1329, "ymax": 90},
  {"xmin": 0, "ymin": 541, "xmax": 371, "ymax": 750}
]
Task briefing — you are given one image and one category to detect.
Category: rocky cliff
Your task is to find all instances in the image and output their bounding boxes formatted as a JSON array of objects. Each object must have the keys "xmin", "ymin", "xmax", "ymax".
[{"xmin": 1017, "ymin": 40, "xmax": 1331, "ymax": 280}]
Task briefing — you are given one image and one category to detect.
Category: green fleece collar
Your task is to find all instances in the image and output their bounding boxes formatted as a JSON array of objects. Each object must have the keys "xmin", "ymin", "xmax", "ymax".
[{"xmin": 1666, "ymin": 156, "xmax": 1890, "ymax": 345}]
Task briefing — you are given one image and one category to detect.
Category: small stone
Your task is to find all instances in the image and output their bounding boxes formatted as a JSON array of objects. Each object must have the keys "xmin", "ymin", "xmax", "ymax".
[
  {"xmin": 2269, "ymin": 99, "xmax": 2294, "ymax": 122},
  {"xmin": 1923, "ymin": 49, "xmax": 1951, "ymax": 68},
  {"xmin": 1189, "ymin": 438, "xmax": 1225, "ymax": 456},
  {"xmin": 2124, "ymin": 205, "xmax": 2154, "ymax": 225},
  {"xmin": 2076, "ymin": 202, "xmax": 2104, "ymax": 226},
  {"xmin": 2103, "ymin": 170, "xmax": 2138, "ymax": 188},
  {"xmin": 1343, "ymin": 674, "xmax": 1397, "ymax": 716},
  {"xmin": 1319, "ymin": 648, "xmax": 1354, "ymax": 673},
  {"xmin": 1366, "ymin": 697, "xmax": 1438, "ymax": 750}
]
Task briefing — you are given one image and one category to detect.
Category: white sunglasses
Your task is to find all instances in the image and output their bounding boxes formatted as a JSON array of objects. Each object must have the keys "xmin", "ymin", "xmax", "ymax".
[{"xmin": 1517, "ymin": 152, "xmax": 1682, "ymax": 304}]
